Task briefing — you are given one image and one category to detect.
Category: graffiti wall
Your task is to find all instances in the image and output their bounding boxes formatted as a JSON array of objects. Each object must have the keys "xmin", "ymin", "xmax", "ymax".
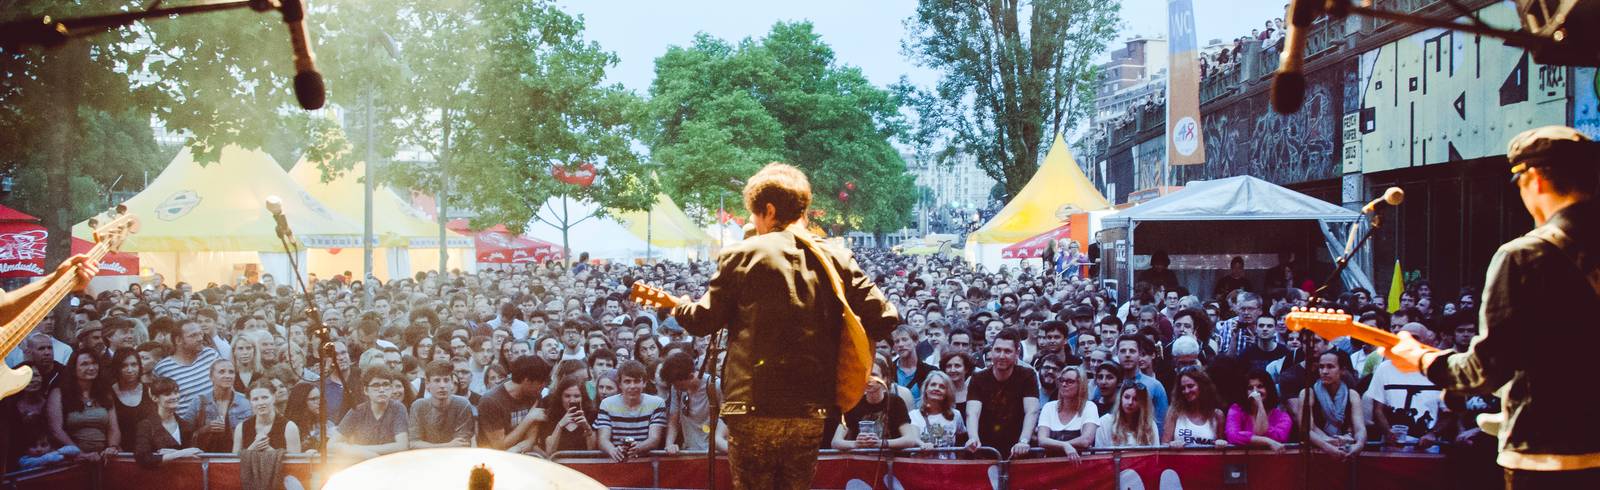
[
  {"xmin": 1576, "ymin": 67, "xmax": 1600, "ymax": 140},
  {"xmin": 1107, "ymin": 147, "xmax": 1135, "ymax": 204},
  {"xmin": 1352, "ymin": 1, "xmax": 1567, "ymax": 173},
  {"xmin": 1196, "ymin": 60, "xmax": 1348, "ymax": 185},
  {"xmin": 1134, "ymin": 136, "xmax": 1166, "ymax": 192}
]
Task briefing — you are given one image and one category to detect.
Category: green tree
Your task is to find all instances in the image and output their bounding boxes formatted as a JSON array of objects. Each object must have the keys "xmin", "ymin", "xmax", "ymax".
[
  {"xmin": 901, "ymin": 0, "xmax": 1120, "ymax": 201},
  {"xmin": 384, "ymin": 0, "xmax": 654, "ymax": 262},
  {"xmin": 647, "ymin": 22, "xmax": 916, "ymax": 234}
]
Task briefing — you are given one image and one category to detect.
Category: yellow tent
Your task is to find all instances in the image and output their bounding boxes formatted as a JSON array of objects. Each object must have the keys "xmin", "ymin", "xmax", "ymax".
[
  {"xmin": 72, "ymin": 145, "xmax": 359, "ymax": 285},
  {"xmin": 287, "ymin": 159, "xmax": 472, "ymax": 248},
  {"xmin": 288, "ymin": 159, "xmax": 475, "ymax": 280},
  {"xmin": 74, "ymin": 146, "xmax": 357, "ymax": 251},
  {"xmin": 967, "ymin": 134, "xmax": 1109, "ymax": 265},
  {"xmin": 614, "ymin": 193, "xmax": 714, "ymax": 260}
]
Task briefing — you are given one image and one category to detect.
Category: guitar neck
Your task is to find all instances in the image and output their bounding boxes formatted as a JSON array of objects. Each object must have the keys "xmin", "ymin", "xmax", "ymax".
[
  {"xmin": 1348, "ymin": 326, "xmax": 1400, "ymax": 349},
  {"xmin": 0, "ymin": 243, "xmax": 107, "ymax": 358}
]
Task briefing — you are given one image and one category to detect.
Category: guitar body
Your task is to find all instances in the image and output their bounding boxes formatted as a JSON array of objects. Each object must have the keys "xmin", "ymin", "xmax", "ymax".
[
  {"xmin": 0, "ymin": 364, "xmax": 34, "ymax": 399},
  {"xmin": 0, "ymin": 206, "xmax": 137, "ymax": 401}
]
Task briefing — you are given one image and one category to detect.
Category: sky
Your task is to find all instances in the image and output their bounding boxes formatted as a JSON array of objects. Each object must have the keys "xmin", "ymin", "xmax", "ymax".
[{"xmin": 563, "ymin": 0, "xmax": 1291, "ymax": 94}]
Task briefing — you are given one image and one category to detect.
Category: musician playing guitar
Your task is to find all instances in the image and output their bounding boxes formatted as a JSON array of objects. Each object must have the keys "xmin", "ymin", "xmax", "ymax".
[
  {"xmin": 1388, "ymin": 126, "xmax": 1600, "ymax": 489},
  {"xmin": 639, "ymin": 163, "xmax": 899, "ymax": 490}
]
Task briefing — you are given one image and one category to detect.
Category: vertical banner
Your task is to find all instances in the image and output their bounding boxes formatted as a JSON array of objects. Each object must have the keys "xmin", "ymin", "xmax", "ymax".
[{"xmin": 1167, "ymin": 0, "xmax": 1205, "ymax": 166}]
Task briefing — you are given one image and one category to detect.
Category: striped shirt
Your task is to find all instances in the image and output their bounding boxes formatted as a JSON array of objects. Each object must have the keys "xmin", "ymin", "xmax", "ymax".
[
  {"xmin": 595, "ymin": 393, "xmax": 667, "ymax": 446},
  {"xmin": 152, "ymin": 347, "xmax": 220, "ymax": 414},
  {"xmin": 1214, "ymin": 317, "xmax": 1255, "ymax": 357}
]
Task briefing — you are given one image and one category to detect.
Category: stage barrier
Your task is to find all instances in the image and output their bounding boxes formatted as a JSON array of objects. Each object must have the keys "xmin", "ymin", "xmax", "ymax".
[{"xmin": 1, "ymin": 446, "xmax": 1451, "ymax": 490}]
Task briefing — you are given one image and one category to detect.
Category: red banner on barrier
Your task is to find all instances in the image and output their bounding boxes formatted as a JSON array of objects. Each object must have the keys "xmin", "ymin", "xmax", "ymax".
[{"xmin": 0, "ymin": 450, "xmax": 1453, "ymax": 490}]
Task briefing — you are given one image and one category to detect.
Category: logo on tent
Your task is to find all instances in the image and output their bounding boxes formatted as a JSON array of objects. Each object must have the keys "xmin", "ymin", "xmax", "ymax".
[
  {"xmin": 298, "ymin": 190, "xmax": 333, "ymax": 219},
  {"xmin": 156, "ymin": 190, "xmax": 202, "ymax": 221},
  {"xmin": 0, "ymin": 230, "xmax": 47, "ymax": 262}
]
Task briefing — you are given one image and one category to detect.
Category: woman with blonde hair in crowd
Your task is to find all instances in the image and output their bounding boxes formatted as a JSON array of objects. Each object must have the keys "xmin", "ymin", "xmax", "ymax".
[
  {"xmin": 231, "ymin": 331, "xmax": 266, "ymax": 393},
  {"xmin": 909, "ymin": 371, "xmax": 964, "ymax": 455},
  {"xmin": 1038, "ymin": 364, "xmax": 1099, "ymax": 462},
  {"xmin": 1094, "ymin": 380, "xmax": 1158, "ymax": 447}
]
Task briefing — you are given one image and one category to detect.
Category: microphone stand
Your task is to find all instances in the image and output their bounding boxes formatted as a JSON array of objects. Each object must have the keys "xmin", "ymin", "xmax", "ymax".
[
  {"xmin": 272, "ymin": 224, "xmax": 333, "ymax": 478},
  {"xmin": 1, "ymin": 0, "xmax": 280, "ymax": 48},
  {"xmin": 1302, "ymin": 208, "xmax": 1384, "ymax": 487},
  {"xmin": 695, "ymin": 327, "xmax": 726, "ymax": 490}
]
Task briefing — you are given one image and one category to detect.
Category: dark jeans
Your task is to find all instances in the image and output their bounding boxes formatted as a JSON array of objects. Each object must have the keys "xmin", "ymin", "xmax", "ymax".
[
  {"xmin": 1504, "ymin": 467, "xmax": 1600, "ymax": 490},
  {"xmin": 725, "ymin": 415, "xmax": 825, "ymax": 490}
]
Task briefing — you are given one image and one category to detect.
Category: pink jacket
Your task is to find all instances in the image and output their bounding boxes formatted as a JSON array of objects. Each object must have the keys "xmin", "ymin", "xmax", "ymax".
[{"xmin": 1226, "ymin": 403, "xmax": 1292, "ymax": 445}]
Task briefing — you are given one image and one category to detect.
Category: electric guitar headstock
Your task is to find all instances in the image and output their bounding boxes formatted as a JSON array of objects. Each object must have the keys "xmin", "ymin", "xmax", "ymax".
[
  {"xmin": 1284, "ymin": 306, "xmax": 1399, "ymax": 349},
  {"xmin": 629, "ymin": 281, "xmax": 678, "ymax": 310},
  {"xmin": 86, "ymin": 204, "xmax": 141, "ymax": 254}
]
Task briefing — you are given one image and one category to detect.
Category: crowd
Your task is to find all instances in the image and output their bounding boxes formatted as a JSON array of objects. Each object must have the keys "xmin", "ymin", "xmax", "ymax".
[
  {"xmin": 0, "ymin": 245, "xmax": 1493, "ymax": 478},
  {"xmin": 1200, "ymin": 18, "xmax": 1286, "ymax": 81}
]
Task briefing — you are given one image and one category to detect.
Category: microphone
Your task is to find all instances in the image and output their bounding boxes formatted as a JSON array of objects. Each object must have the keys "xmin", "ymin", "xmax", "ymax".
[
  {"xmin": 280, "ymin": 0, "xmax": 325, "ymax": 110},
  {"xmin": 1361, "ymin": 187, "xmax": 1405, "ymax": 214},
  {"xmin": 1270, "ymin": 0, "xmax": 1323, "ymax": 114},
  {"xmin": 266, "ymin": 195, "xmax": 295, "ymax": 242}
]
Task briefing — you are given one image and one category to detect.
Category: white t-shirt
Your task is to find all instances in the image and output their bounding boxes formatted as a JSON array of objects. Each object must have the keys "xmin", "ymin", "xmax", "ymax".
[
  {"xmin": 908, "ymin": 408, "xmax": 964, "ymax": 448},
  {"xmin": 1362, "ymin": 360, "xmax": 1443, "ymax": 430},
  {"xmin": 1039, "ymin": 399, "xmax": 1100, "ymax": 434}
]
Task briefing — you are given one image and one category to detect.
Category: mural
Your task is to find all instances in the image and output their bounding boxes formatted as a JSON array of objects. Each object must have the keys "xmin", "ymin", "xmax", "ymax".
[
  {"xmin": 1352, "ymin": 2, "xmax": 1567, "ymax": 173},
  {"xmin": 1107, "ymin": 149, "xmax": 1135, "ymax": 204},
  {"xmin": 1134, "ymin": 137, "xmax": 1166, "ymax": 192},
  {"xmin": 1195, "ymin": 60, "xmax": 1349, "ymax": 185},
  {"xmin": 1576, "ymin": 67, "xmax": 1600, "ymax": 140}
]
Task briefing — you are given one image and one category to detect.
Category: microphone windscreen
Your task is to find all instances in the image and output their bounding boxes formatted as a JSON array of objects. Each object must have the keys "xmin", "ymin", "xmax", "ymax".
[
  {"xmin": 294, "ymin": 71, "xmax": 326, "ymax": 110},
  {"xmin": 1270, "ymin": 71, "xmax": 1306, "ymax": 114},
  {"xmin": 1384, "ymin": 187, "xmax": 1405, "ymax": 205}
]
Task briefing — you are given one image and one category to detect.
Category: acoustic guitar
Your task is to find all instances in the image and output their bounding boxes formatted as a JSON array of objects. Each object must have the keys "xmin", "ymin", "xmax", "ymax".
[{"xmin": 0, "ymin": 206, "xmax": 139, "ymax": 399}]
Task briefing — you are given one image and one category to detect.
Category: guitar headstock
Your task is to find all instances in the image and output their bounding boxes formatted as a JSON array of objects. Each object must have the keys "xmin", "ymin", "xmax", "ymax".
[
  {"xmin": 629, "ymin": 281, "xmax": 677, "ymax": 309},
  {"xmin": 87, "ymin": 204, "xmax": 140, "ymax": 252},
  {"xmin": 1285, "ymin": 307, "xmax": 1357, "ymax": 339}
]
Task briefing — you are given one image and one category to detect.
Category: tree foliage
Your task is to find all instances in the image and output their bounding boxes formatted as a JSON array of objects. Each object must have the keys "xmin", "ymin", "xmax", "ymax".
[
  {"xmin": 647, "ymin": 22, "xmax": 916, "ymax": 234},
  {"xmin": 901, "ymin": 0, "xmax": 1120, "ymax": 201},
  {"xmin": 381, "ymin": 0, "xmax": 654, "ymax": 259}
]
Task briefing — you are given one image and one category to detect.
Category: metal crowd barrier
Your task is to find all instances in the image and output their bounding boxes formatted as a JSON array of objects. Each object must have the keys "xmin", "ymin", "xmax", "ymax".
[{"xmin": 3, "ymin": 442, "xmax": 1438, "ymax": 490}]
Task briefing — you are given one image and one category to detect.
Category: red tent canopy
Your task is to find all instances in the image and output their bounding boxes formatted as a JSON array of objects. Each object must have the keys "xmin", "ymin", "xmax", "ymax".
[
  {"xmin": 0, "ymin": 221, "xmax": 49, "ymax": 277},
  {"xmin": 0, "ymin": 204, "xmax": 140, "ymax": 278},
  {"xmin": 474, "ymin": 227, "xmax": 561, "ymax": 264},
  {"xmin": 71, "ymin": 237, "xmax": 140, "ymax": 276},
  {"xmin": 1000, "ymin": 221, "xmax": 1074, "ymax": 259}
]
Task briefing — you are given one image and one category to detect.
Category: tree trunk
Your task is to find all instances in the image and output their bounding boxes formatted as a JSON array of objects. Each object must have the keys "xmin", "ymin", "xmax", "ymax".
[{"xmin": 44, "ymin": 40, "xmax": 89, "ymax": 339}]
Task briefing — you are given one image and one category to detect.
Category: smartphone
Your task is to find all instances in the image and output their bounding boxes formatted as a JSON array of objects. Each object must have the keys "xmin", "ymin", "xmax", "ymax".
[{"xmin": 858, "ymin": 420, "xmax": 879, "ymax": 439}]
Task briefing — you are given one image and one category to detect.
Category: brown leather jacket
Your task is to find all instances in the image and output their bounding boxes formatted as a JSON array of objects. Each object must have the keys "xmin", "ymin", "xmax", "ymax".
[{"xmin": 672, "ymin": 226, "xmax": 899, "ymax": 418}]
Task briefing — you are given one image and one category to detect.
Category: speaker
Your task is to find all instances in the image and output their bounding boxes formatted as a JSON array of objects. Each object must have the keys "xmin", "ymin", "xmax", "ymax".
[{"xmin": 1517, "ymin": 0, "xmax": 1600, "ymax": 66}]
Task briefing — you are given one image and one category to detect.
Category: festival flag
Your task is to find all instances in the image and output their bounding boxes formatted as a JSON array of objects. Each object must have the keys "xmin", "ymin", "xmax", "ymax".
[
  {"xmin": 1387, "ymin": 259, "xmax": 1404, "ymax": 313},
  {"xmin": 1166, "ymin": 0, "xmax": 1205, "ymax": 165}
]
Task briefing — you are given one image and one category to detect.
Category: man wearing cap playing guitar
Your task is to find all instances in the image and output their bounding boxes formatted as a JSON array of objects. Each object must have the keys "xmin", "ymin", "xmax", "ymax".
[
  {"xmin": 1389, "ymin": 126, "xmax": 1600, "ymax": 489},
  {"xmin": 635, "ymin": 163, "xmax": 899, "ymax": 490}
]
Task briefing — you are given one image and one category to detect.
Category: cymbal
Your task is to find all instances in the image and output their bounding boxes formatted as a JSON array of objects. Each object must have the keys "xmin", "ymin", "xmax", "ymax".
[{"xmin": 323, "ymin": 448, "xmax": 606, "ymax": 490}]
